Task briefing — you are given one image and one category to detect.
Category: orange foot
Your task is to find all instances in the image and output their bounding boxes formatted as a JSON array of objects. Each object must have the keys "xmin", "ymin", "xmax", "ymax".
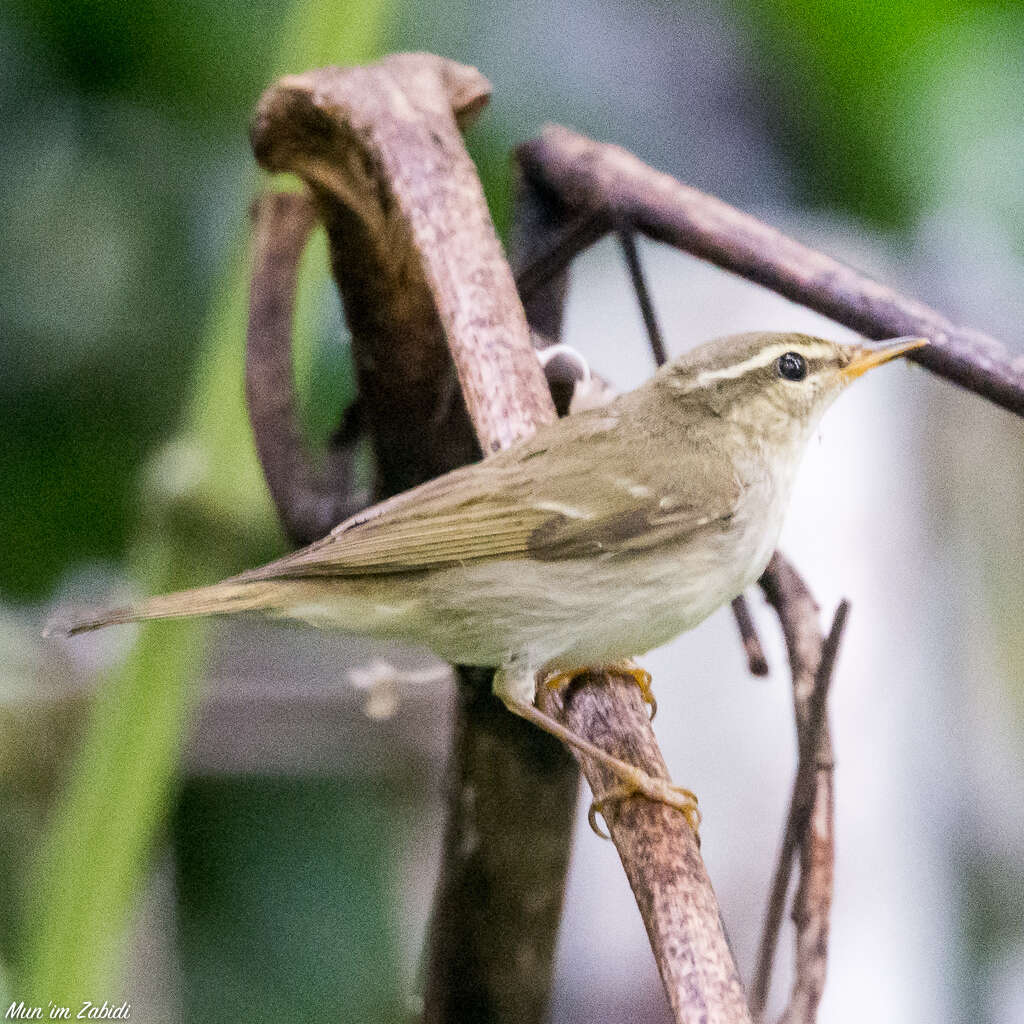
[
  {"xmin": 588, "ymin": 780, "xmax": 701, "ymax": 840},
  {"xmin": 544, "ymin": 659, "xmax": 658, "ymax": 720}
]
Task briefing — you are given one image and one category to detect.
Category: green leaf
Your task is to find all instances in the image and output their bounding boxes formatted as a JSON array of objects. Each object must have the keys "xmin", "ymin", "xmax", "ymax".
[{"xmin": 19, "ymin": 0, "xmax": 394, "ymax": 1006}]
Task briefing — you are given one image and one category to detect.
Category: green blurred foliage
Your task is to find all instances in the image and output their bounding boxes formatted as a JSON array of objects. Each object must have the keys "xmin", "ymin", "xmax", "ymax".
[
  {"xmin": 0, "ymin": 0, "xmax": 385, "ymax": 599},
  {"xmin": 175, "ymin": 778, "xmax": 409, "ymax": 1024},
  {"xmin": 739, "ymin": 0, "xmax": 1024, "ymax": 229},
  {"xmin": 7, "ymin": 0, "xmax": 293, "ymax": 128},
  {"xmin": 1, "ymin": 0, "xmax": 1022, "ymax": 1019},
  {"xmin": 1, "ymin": 0, "xmax": 281, "ymax": 598},
  {"xmin": 5, "ymin": 0, "xmax": 396, "ymax": 1013}
]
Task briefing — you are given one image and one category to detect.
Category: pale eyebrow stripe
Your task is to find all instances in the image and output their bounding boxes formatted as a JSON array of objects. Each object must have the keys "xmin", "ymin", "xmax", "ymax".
[{"xmin": 667, "ymin": 342, "xmax": 835, "ymax": 392}]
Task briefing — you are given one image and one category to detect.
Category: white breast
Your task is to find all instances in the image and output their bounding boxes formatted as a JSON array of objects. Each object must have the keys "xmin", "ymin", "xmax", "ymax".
[{"xmin": 290, "ymin": 450, "xmax": 798, "ymax": 678}]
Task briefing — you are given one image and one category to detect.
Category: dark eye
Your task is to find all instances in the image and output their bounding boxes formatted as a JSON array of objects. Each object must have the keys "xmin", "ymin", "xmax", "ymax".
[{"xmin": 776, "ymin": 351, "xmax": 807, "ymax": 381}]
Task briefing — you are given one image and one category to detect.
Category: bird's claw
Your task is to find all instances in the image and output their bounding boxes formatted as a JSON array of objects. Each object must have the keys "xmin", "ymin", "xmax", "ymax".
[
  {"xmin": 624, "ymin": 664, "xmax": 658, "ymax": 720},
  {"xmin": 588, "ymin": 778, "xmax": 701, "ymax": 841},
  {"xmin": 544, "ymin": 660, "xmax": 657, "ymax": 720}
]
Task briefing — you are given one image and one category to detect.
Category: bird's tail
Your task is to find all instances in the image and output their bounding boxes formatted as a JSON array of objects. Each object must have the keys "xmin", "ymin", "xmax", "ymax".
[{"xmin": 44, "ymin": 580, "xmax": 284, "ymax": 638}]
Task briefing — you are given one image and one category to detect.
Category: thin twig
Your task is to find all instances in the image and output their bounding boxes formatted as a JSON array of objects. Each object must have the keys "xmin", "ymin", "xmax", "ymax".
[
  {"xmin": 617, "ymin": 226, "xmax": 668, "ymax": 366},
  {"xmin": 806, "ymin": 602, "xmax": 849, "ymax": 749},
  {"xmin": 514, "ymin": 208, "xmax": 609, "ymax": 311},
  {"xmin": 731, "ymin": 594, "xmax": 770, "ymax": 677},
  {"xmin": 750, "ymin": 556, "xmax": 848, "ymax": 1021},
  {"xmin": 777, "ymin": 768, "xmax": 834, "ymax": 1024},
  {"xmin": 615, "ymin": 220, "xmax": 771, "ymax": 678},
  {"xmin": 775, "ymin": 602, "xmax": 847, "ymax": 1024},
  {"xmin": 517, "ymin": 124, "xmax": 1024, "ymax": 418}
]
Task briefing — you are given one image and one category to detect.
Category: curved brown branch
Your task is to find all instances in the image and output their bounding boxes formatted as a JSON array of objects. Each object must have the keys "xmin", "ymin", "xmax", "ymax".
[
  {"xmin": 246, "ymin": 190, "xmax": 368, "ymax": 544},
  {"xmin": 252, "ymin": 55, "xmax": 553, "ymax": 459},
  {"xmin": 517, "ymin": 124, "xmax": 1024, "ymax": 418},
  {"xmin": 750, "ymin": 555, "xmax": 848, "ymax": 1022},
  {"xmin": 250, "ymin": 54, "xmax": 574, "ymax": 1024},
  {"xmin": 251, "ymin": 57, "xmax": 482, "ymax": 496}
]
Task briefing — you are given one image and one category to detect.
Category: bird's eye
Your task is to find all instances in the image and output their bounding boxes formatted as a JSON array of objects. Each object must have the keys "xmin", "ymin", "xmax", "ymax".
[{"xmin": 776, "ymin": 352, "xmax": 808, "ymax": 381}]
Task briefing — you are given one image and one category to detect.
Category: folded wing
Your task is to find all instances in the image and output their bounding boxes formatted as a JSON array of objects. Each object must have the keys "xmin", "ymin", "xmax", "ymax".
[{"xmin": 237, "ymin": 413, "xmax": 742, "ymax": 580}]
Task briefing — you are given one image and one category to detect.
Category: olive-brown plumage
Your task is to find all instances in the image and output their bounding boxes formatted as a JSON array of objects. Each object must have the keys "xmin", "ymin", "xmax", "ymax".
[{"xmin": 52, "ymin": 330, "xmax": 925, "ymax": 827}]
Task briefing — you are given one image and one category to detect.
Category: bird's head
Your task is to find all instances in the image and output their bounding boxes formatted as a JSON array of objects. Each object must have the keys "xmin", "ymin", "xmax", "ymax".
[{"xmin": 657, "ymin": 331, "xmax": 927, "ymax": 446}]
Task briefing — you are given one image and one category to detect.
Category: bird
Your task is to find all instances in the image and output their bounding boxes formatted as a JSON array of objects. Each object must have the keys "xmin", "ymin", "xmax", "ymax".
[{"xmin": 49, "ymin": 330, "xmax": 926, "ymax": 829}]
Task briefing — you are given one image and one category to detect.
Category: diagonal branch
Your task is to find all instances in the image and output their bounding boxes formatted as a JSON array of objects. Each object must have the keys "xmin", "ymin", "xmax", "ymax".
[
  {"xmin": 517, "ymin": 124, "xmax": 1024, "ymax": 418},
  {"xmin": 750, "ymin": 555, "xmax": 848, "ymax": 1022},
  {"xmin": 549, "ymin": 671, "xmax": 754, "ymax": 1024}
]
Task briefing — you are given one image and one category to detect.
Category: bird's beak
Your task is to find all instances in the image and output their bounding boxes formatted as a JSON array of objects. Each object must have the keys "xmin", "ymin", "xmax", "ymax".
[{"xmin": 842, "ymin": 336, "xmax": 929, "ymax": 381}]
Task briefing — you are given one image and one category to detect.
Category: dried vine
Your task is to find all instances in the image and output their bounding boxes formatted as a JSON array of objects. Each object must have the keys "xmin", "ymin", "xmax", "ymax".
[{"xmin": 246, "ymin": 54, "xmax": 745, "ymax": 1024}]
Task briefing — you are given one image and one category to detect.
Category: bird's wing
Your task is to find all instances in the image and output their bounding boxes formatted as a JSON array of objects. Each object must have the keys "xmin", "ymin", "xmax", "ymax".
[
  {"xmin": 238, "ymin": 407, "xmax": 742, "ymax": 580},
  {"xmin": 523, "ymin": 480, "xmax": 738, "ymax": 561}
]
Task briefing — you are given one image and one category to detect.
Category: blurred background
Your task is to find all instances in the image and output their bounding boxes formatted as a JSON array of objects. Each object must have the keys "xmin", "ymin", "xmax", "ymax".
[{"xmin": 1, "ymin": 0, "xmax": 1022, "ymax": 1021}]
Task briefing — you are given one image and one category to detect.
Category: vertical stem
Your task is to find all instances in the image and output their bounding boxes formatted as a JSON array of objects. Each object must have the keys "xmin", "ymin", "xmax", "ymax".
[
  {"xmin": 616, "ymin": 227, "xmax": 668, "ymax": 366},
  {"xmin": 422, "ymin": 670, "xmax": 578, "ymax": 1023}
]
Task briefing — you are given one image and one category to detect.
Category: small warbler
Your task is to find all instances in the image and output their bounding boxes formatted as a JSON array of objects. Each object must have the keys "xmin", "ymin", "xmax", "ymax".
[{"xmin": 51, "ymin": 331, "xmax": 926, "ymax": 826}]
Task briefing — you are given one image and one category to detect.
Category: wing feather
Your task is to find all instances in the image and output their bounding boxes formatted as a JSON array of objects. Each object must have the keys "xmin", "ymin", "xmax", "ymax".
[{"xmin": 237, "ymin": 403, "xmax": 743, "ymax": 581}]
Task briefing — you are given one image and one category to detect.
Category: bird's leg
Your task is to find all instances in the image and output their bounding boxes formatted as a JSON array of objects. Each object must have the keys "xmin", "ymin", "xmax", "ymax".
[
  {"xmin": 544, "ymin": 659, "xmax": 658, "ymax": 719},
  {"xmin": 493, "ymin": 666, "xmax": 698, "ymax": 837},
  {"xmin": 504, "ymin": 696, "xmax": 700, "ymax": 836}
]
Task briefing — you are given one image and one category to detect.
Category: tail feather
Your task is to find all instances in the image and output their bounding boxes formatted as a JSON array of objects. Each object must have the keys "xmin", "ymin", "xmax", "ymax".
[{"xmin": 44, "ymin": 580, "xmax": 282, "ymax": 638}]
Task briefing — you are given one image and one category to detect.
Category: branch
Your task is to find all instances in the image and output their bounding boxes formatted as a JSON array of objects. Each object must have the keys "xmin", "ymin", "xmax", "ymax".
[
  {"xmin": 731, "ymin": 594, "xmax": 770, "ymax": 678},
  {"xmin": 547, "ymin": 672, "xmax": 754, "ymax": 1023},
  {"xmin": 251, "ymin": 57, "xmax": 484, "ymax": 496},
  {"xmin": 250, "ymin": 54, "xmax": 575, "ymax": 1024},
  {"xmin": 616, "ymin": 225, "xmax": 668, "ymax": 366},
  {"xmin": 777, "ymin": 602, "xmax": 846, "ymax": 1024},
  {"xmin": 512, "ymin": 169, "xmax": 752, "ymax": 1024},
  {"xmin": 246, "ymin": 190, "xmax": 366, "ymax": 544},
  {"xmin": 750, "ymin": 555, "xmax": 848, "ymax": 1023},
  {"xmin": 517, "ymin": 124, "xmax": 1024, "ymax": 418}
]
